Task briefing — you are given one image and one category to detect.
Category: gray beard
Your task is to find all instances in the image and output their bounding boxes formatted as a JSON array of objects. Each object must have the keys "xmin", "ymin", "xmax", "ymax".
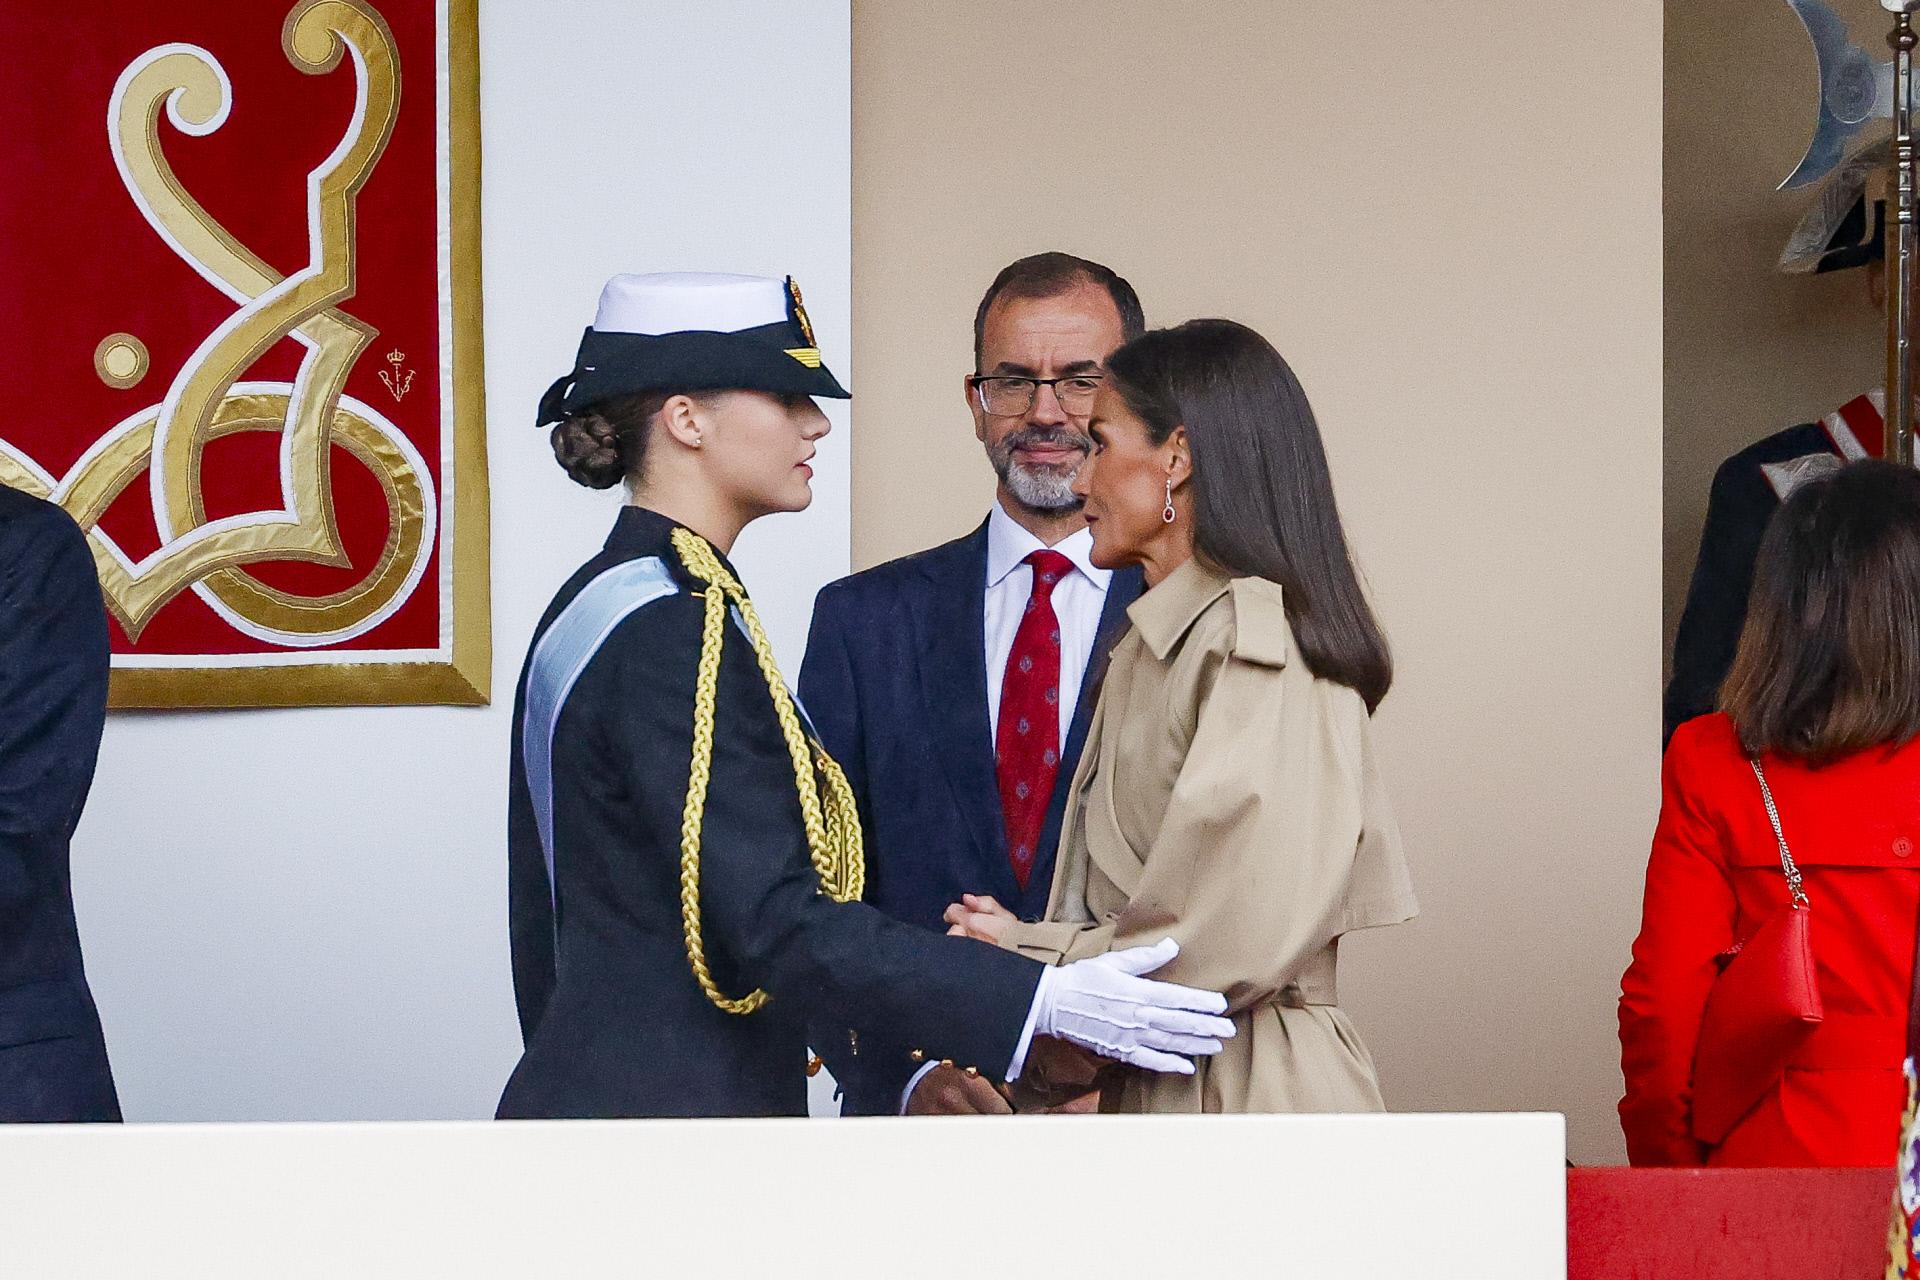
[
  {"xmin": 1002, "ymin": 459, "xmax": 1082, "ymax": 511},
  {"xmin": 987, "ymin": 431, "xmax": 1089, "ymax": 513}
]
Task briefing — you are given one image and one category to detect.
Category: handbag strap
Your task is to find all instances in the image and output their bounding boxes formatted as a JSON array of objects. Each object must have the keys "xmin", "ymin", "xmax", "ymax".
[{"xmin": 1749, "ymin": 758, "xmax": 1810, "ymax": 909}]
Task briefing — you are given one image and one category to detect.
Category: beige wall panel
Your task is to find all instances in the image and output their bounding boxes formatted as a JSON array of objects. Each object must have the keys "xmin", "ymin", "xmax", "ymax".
[
  {"xmin": 853, "ymin": 0, "xmax": 1661, "ymax": 1163},
  {"xmin": 1665, "ymin": 0, "xmax": 1884, "ymax": 658}
]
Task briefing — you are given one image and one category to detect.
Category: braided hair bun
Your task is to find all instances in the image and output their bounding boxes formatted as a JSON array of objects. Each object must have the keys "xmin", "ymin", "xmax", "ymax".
[
  {"xmin": 550, "ymin": 411, "xmax": 626, "ymax": 489},
  {"xmin": 549, "ymin": 390, "xmax": 673, "ymax": 489}
]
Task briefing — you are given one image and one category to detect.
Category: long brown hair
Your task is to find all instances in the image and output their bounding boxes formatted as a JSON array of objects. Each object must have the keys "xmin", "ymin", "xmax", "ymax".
[
  {"xmin": 1722, "ymin": 459, "xmax": 1920, "ymax": 763},
  {"xmin": 1104, "ymin": 319, "xmax": 1393, "ymax": 711}
]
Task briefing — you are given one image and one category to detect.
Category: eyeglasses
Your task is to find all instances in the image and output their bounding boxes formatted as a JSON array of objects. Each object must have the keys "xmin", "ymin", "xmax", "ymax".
[{"xmin": 968, "ymin": 374, "xmax": 1103, "ymax": 418}]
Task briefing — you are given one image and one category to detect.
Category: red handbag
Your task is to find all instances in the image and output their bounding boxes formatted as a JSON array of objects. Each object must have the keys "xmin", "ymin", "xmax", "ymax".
[{"xmin": 1689, "ymin": 758, "xmax": 1825, "ymax": 1146}]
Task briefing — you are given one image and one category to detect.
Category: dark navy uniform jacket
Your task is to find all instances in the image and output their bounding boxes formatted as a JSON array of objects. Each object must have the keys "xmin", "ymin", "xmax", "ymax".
[
  {"xmin": 0, "ymin": 486, "xmax": 119, "ymax": 1122},
  {"xmin": 499, "ymin": 507, "xmax": 1041, "ymax": 1119},
  {"xmin": 797, "ymin": 523, "xmax": 1140, "ymax": 1113},
  {"xmin": 1665, "ymin": 422, "xmax": 1836, "ymax": 745}
]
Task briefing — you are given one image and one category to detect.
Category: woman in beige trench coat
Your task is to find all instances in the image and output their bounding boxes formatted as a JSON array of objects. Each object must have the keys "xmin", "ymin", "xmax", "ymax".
[{"xmin": 948, "ymin": 318, "xmax": 1418, "ymax": 1114}]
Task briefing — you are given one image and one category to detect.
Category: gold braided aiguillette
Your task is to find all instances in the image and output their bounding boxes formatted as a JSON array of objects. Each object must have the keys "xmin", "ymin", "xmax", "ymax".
[{"xmin": 671, "ymin": 527, "xmax": 866, "ymax": 1015}]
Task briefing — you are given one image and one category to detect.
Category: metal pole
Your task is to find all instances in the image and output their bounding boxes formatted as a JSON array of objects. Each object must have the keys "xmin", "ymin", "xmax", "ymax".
[{"xmin": 1889, "ymin": 4, "xmax": 1920, "ymax": 463}]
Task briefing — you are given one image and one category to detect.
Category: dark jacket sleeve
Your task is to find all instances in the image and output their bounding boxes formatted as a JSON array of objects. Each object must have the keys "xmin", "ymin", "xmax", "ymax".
[
  {"xmin": 797, "ymin": 585, "xmax": 921, "ymax": 1113},
  {"xmin": 616, "ymin": 594, "xmax": 1042, "ymax": 1080},
  {"xmin": 0, "ymin": 501, "xmax": 109, "ymax": 879},
  {"xmin": 1664, "ymin": 455, "xmax": 1776, "ymax": 745}
]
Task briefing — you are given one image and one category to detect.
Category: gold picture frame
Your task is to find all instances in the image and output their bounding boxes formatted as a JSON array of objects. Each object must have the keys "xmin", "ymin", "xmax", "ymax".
[{"xmin": 0, "ymin": 0, "xmax": 491, "ymax": 709}]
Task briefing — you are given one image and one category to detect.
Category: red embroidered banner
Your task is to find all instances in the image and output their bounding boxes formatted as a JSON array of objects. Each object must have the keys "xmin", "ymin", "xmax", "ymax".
[{"xmin": 0, "ymin": 0, "xmax": 487, "ymax": 706}]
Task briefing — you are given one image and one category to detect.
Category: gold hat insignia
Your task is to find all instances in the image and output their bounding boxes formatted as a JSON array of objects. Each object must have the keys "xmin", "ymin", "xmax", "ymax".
[{"xmin": 787, "ymin": 276, "xmax": 817, "ymax": 348}]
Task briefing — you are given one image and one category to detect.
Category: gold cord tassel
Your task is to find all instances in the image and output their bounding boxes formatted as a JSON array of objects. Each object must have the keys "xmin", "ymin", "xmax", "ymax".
[{"xmin": 671, "ymin": 527, "xmax": 866, "ymax": 1015}]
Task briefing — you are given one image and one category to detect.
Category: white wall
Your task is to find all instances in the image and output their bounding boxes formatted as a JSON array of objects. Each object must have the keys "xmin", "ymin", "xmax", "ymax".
[{"xmin": 74, "ymin": 0, "xmax": 852, "ymax": 1121}]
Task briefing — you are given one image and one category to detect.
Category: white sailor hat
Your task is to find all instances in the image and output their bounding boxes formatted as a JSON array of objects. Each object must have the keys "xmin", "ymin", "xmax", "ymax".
[{"xmin": 537, "ymin": 272, "xmax": 848, "ymax": 427}]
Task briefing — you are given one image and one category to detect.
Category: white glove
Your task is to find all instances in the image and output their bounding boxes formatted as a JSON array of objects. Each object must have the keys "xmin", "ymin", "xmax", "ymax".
[{"xmin": 1025, "ymin": 939, "xmax": 1234, "ymax": 1075}]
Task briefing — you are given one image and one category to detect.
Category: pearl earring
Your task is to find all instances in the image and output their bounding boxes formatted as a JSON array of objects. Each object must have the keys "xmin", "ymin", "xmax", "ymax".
[{"xmin": 1162, "ymin": 475, "xmax": 1176, "ymax": 524}]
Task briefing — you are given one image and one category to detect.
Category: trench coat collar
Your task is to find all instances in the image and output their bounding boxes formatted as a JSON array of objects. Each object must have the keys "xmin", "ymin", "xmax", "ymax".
[{"xmin": 1127, "ymin": 556, "xmax": 1232, "ymax": 661}]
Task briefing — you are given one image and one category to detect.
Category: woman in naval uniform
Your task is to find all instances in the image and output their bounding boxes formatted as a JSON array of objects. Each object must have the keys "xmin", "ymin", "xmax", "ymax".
[{"xmin": 497, "ymin": 272, "xmax": 1233, "ymax": 1119}]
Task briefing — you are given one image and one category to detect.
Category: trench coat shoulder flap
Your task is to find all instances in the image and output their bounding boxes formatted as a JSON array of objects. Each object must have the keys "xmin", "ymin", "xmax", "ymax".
[
  {"xmin": 1226, "ymin": 576, "xmax": 1290, "ymax": 669},
  {"xmin": 1129, "ymin": 561, "xmax": 1290, "ymax": 668}
]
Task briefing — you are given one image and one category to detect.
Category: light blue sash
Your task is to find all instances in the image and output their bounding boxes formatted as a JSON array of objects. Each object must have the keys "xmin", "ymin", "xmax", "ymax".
[
  {"xmin": 523, "ymin": 556, "xmax": 823, "ymax": 926},
  {"xmin": 523, "ymin": 556, "xmax": 679, "ymax": 911}
]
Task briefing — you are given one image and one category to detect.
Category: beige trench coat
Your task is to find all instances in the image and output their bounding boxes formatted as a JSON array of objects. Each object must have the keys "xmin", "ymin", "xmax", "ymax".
[{"xmin": 998, "ymin": 558, "xmax": 1418, "ymax": 1113}]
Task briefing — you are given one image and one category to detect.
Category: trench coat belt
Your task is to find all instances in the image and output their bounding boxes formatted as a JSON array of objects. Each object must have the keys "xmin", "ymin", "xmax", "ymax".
[
  {"xmin": 1786, "ymin": 1011, "xmax": 1908, "ymax": 1070},
  {"xmin": 1274, "ymin": 945, "xmax": 1340, "ymax": 1010}
]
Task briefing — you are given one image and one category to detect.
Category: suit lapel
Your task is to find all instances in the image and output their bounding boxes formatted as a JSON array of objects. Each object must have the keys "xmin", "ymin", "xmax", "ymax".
[{"xmin": 911, "ymin": 524, "xmax": 1020, "ymax": 904}]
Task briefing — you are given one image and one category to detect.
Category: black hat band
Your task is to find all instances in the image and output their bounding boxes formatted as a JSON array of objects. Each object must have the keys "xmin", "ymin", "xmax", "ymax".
[{"xmin": 536, "ymin": 321, "xmax": 849, "ymax": 429}]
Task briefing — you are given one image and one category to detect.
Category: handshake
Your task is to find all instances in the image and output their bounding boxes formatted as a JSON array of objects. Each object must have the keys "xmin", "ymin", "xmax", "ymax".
[{"xmin": 911, "ymin": 895, "xmax": 1234, "ymax": 1116}]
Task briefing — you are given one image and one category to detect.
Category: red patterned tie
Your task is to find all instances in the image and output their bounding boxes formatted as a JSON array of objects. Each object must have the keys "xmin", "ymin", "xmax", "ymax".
[{"xmin": 996, "ymin": 549, "xmax": 1072, "ymax": 889}]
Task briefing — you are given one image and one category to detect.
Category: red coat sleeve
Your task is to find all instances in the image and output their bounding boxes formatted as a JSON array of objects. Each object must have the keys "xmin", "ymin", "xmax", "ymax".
[{"xmin": 1618, "ymin": 728, "xmax": 1740, "ymax": 1166}]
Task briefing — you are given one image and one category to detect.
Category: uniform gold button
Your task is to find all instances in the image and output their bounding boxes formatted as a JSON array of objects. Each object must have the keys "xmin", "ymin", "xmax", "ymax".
[{"xmin": 909, "ymin": 1049, "xmax": 925, "ymax": 1063}]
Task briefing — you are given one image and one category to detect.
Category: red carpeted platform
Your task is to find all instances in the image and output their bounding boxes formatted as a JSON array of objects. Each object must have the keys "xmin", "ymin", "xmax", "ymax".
[{"xmin": 1568, "ymin": 1167, "xmax": 1896, "ymax": 1278}]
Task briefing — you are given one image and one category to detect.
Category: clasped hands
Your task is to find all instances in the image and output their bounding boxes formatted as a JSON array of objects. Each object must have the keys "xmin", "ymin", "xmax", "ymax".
[
  {"xmin": 944, "ymin": 891, "xmax": 1018, "ymax": 946},
  {"xmin": 909, "ymin": 894, "xmax": 1234, "ymax": 1116}
]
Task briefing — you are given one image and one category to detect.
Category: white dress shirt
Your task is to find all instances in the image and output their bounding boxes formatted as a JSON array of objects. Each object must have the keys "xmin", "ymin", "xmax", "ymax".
[{"xmin": 983, "ymin": 501, "xmax": 1113, "ymax": 747}]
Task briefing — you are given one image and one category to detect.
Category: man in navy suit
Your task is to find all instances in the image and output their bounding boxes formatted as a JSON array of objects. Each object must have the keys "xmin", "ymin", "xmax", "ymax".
[
  {"xmin": 0, "ymin": 486, "xmax": 120, "ymax": 1122},
  {"xmin": 799, "ymin": 252, "xmax": 1146, "ymax": 1114}
]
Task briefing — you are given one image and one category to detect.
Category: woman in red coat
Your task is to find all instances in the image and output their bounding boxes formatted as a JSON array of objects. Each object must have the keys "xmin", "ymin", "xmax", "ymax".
[{"xmin": 1620, "ymin": 459, "xmax": 1920, "ymax": 1167}]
